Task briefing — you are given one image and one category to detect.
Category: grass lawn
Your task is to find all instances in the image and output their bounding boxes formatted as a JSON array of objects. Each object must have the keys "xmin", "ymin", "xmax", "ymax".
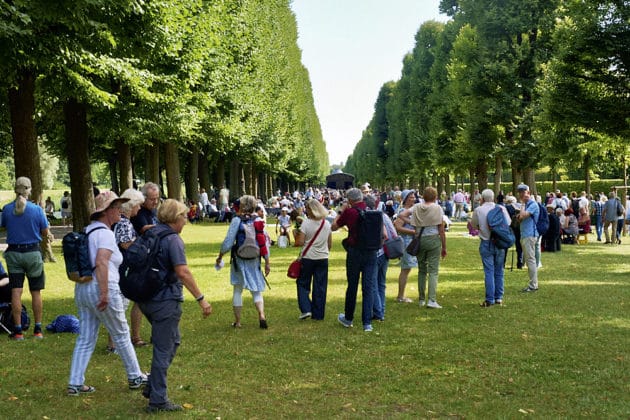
[{"xmin": 0, "ymin": 221, "xmax": 628, "ymax": 418}]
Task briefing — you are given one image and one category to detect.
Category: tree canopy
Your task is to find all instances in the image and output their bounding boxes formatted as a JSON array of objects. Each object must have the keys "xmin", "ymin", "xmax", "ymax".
[
  {"xmin": 345, "ymin": 0, "xmax": 629, "ymax": 194},
  {"xmin": 1, "ymin": 0, "xmax": 327, "ymax": 227}
]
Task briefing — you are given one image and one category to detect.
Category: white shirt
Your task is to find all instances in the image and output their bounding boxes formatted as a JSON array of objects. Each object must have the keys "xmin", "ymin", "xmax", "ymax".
[
  {"xmin": 299, "ymin": 218, "xmax": 331, "ymax": 260},
  {"xmin": 87, "ymin": 222, "xmax": 123, "ymax": 288}
]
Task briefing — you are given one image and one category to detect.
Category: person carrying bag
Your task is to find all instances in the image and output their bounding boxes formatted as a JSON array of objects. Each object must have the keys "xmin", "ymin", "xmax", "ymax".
[{"xmin": 290, "ymin": 199, "xmax": 332, "ymax": 320}]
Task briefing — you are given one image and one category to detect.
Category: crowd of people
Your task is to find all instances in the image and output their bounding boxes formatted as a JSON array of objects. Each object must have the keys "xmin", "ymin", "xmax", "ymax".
[{"xmin": 2, "ymin": 176, "xmax": 628, "ymax": 411}]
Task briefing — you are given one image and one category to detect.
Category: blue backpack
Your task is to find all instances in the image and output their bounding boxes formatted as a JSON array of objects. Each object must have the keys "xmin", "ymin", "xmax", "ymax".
[
  {"xmin": 488, "ymin": 205, "xmax": 515, "ymax": 249},
  {"xmin": 536, "ymin": 202, "xmax": 549, "ymax": 236}
]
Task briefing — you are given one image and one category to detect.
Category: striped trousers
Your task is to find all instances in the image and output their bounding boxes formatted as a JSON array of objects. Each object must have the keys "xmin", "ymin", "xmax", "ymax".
[{"xmin": 68, "ymin": 280, "xmax": 142, "ymax": 386}]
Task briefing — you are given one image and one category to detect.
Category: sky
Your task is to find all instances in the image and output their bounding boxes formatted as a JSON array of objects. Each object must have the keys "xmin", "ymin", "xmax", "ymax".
[{"xmin": 290, "ymin": 0, "xmax": 447, "ymax": 166}]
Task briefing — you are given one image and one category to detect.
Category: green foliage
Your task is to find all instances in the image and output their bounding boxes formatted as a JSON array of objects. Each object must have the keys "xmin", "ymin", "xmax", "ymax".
[
  {"xmin": 1, "ymin": 0, "xmax": 326, "ymax": 194},
  {"xmin": 347, "ymin": 1, "xmax": 628, "ymax": 192}
]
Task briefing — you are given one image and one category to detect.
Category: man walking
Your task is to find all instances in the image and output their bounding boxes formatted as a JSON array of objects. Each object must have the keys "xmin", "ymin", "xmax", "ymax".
[
  {"xmin": 472, "ymin": 189, "xmax": 511, "ymax": 306},
  {"xmin": 517, "ymin": 184, "xmax": 540, "ymax": 292},
  {"xmin": 1, "ymin": 177, "xmax": 50, "ymax": 340},
  {"xmin": 331, "ymin": 188, "xmax": 377, "ymax": 332},
  {"xmin": 131, "ymin": 182, "xmax": 160, "ymax": 235}
]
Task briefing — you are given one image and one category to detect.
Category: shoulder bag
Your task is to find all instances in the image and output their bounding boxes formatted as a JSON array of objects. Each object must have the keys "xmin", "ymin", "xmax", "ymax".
[
  {"xmin": 287, "ymin": 220, "xmax": 326, "ymax": 279},
  {"xmin": 405, "ymin": 227, "xmax": 425, "ymax": 257}
]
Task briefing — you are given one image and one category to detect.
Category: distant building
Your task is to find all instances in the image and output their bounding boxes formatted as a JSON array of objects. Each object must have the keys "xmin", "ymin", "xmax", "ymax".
[{"xmin": 326, "ymin": 170, "xmax": 354, "ymax": 190}]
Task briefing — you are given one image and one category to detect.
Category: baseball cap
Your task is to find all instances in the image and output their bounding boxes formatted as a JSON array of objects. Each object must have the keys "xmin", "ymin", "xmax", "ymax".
[{"xmin": 517, "ymin": 184, "xmax": 529, "ymax": 192}]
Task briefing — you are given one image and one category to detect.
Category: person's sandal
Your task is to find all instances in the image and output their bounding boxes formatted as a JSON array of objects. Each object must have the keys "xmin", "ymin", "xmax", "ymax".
[
  {"xmin": 132, "ymin": 338, "xmax": 148, "ymax": 347},
  {"xmin": 67, "ymin": 385, "xmax": 95, "ymax": 396}
]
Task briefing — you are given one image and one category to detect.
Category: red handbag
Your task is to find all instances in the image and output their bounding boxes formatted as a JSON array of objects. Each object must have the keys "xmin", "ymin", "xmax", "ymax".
[
  {"xmin": 287, "ymin": 220, "xmax": 326, "ymax": 279},
  {"xmin": 287, "ymin": 259, "xmax": 302, "ymax": 279}
]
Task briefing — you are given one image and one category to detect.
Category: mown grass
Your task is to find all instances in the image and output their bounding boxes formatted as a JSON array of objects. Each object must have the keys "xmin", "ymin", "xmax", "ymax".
[{"xmin": 0, "ymin": 221, "xmax": 628, "ymax": 418}]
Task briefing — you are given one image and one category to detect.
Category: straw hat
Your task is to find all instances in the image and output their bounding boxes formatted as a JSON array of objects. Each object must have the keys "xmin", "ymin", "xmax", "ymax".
[{"xmin": 91, "ymin": 191, "xmax": 129, "ymax": 217}]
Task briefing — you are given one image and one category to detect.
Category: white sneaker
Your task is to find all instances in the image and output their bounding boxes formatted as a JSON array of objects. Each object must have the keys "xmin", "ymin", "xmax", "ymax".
[
  {"xmin": 298, "ymin": 312, "xmax": 312, "ymax": 320},
  {"xmin": 426, "ymin": 300, "xmax": 442, "ymax": 309},
  {"xmin": 419, "ymin": 300, "xmax": 426, "ymax": 307}
]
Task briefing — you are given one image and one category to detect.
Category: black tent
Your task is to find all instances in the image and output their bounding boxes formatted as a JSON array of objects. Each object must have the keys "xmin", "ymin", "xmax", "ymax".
[{"xmin": 326, "ymin": 171, "xmax": 354, "ymax": 190}]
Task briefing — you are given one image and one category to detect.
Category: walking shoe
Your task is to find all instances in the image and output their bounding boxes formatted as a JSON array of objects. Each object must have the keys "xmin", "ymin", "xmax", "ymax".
[
  {"xmin": 521, "ymin": 286, "xmax": 539, "ymax": 293},
  {"xmin": 259, "ymin": 319, "xmax": 268, "ymax": 329},
  {"xmin": 146, "ymin": 401, "xmax": 183, "ymax": 413},
  {"xmin": 426, "ymin": 300, "xmax": 442, "ymax": 309},
  {"xmin": 298, "ymin": 312, "xmax": 312, "ymax": 320},
  {"xmin": 129, "ymin": 374, "xmax": 149, "ymax": 390},
  {"xmin": 363, "ymin": 324, "xmax": 373, "ymax": 332},
  {"xmin": 33, "ymin": 330, "xmax": 44, "ymax": 339},
  {"xmin": 495, "ymin": 299, "xmax": 503, "ymax": 306},
  {"xmin": 9, "ymin": 333, "xmax": 24, "ymax": 341},
  {"xmin": 337, "ymin": 313, "xmax": 353, "ymax": 328},
  {"xmin": 67, "ymin": 385, "xmax": 95, "ymax": 396},
  {"xmin": 396, "ymin": 297, "xmax": 413, "ymax": 303},
  {"xmin": 419, "ymin": 300, "xmax": 426, "ymax": 307},
  {"xmin": 480, "ymin": 300, "xmax": 494, "ymax": 307}
]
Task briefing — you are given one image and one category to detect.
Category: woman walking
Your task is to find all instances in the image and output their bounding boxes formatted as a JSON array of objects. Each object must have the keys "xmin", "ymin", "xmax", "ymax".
[
  {"xmin": 294, "ymin": 199, "xmax": 332, "ymax": 320},
  {"xmin": 393, "ymin": 190, "xmax": 417, "ymax": 303},
  {"xmin": 138, "ymin": 199, "xmax": 212, "ymax": 412},
  {"xmin": 67, "ymin": 191, "xmax": 147, "ymax": 396},
  {"xmin": 216, "ymin": 195, "xmax": 270, "ymax": 328},
  {"xmin": 411, "ymin": 187, "xmax": 447, "ymax": 309},
  {"xmin": 108, "ymin": 188, "xmax": 148, "ymax": 352}
]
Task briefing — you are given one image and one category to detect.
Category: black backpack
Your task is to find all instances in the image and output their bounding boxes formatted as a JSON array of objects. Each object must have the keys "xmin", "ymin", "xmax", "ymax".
[
  {"xmin": 119, "ymin": 228, "xmax": 176, "ymax": 302},
  {"xmin": 62, "ymin": 227, "xmax": 106, "ymax": 283},
  {"xmin": 356, "ymin": 209, "xmax": 384, "ymax": 251}
]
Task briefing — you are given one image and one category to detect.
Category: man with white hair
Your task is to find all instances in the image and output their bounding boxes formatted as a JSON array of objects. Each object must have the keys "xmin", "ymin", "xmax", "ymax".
[
  {"xmin": 1, "ymin": 177, "xmax": 50, "ymax": 340},
  {"xmin": 472, "ymin": 189, "xmax": 511, "ymax": 306},
  {"xmin": 131, "ymin": 182, "xmax": 160, "ymax": 236}
]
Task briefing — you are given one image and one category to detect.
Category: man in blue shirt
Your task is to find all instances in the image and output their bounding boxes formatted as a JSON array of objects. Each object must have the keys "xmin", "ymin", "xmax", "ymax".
[
  {"xmin": 517, "ymin": 184, "xmax": 539, "ymax": 292},
  {"xmin": 0, "ymin": 177, "xmax": 50, "ymax": 340}
]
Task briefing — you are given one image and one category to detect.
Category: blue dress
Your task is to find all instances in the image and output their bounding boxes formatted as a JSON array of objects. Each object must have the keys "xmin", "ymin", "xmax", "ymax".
[{"xmin": 220, "ymin": 217, "xmax": 266, "ymax": 292}]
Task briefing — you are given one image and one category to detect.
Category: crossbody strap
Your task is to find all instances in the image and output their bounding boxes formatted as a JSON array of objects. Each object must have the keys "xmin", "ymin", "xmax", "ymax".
[{"xmin": 299, "ymin": 219, "xmax": 326, "ymax": 260}]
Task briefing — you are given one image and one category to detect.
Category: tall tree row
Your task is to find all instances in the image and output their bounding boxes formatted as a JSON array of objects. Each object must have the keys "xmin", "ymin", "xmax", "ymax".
[
  {"xmin": 0, "ymin": 0, "xmax": 327, "ymax": 229},
  {"xmin": 345, "ymin": 0, "xmax": 629, "ymax": 195}
]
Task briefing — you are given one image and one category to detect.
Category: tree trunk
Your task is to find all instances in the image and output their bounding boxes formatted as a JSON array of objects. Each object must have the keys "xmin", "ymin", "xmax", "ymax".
[
  {"xmin": 477, "ymin": 160, "xmax": 489, "ymax": 191},
  {"xmin": 215, "ymin": 156, "xmax": 225, "ymax": 190},
  {"xmin": 164, "ymin": 142, "xmax": 181, "ymax": 200},
  {"xmin": 468, "ymin": 168, "xmax": 475, "ymax": 195},
  {"xmin": 64, "ymin": 98, "xmax": 94, "ymax": 231},
  {"xmin": 583, "ymin": 154, "xmax": 591, "ymax": 195},
  {"xmin": 145, "ymin": 141, "xmax": 160, "ymax": 184},
  {"xmin": 108, "ymin": 157, "xmax": 119, "ymax": 195},
  {"xmin": 185, "ymin": 147, "xmax": 199, "ymax": 201},
  {"xmin": 494, "ymin": 155, "xmax": 503, "ymax": 196},
  {"xmin": 523, "ymin": 168, "xmax": 536, "ymax": 196},
  {"xmin": 198, "ymin": 152, "xmax": 211, "ymax": 192},
  {"xmin": 117, "ymin": 140, "xmax": 133, "ymax": 192},
  {"xmin": 8, "ymin": 69, "xmax": 43, "ymax": 204},
  {"xmin": 444, "ymin": 173, "xmax": 451, "ymax": 196},
  {"xmin": 243, "ymin": 161, "xmax": 252, "ymax": 195},
  {"xmin": 511, "ymin": 162, "xmax": 521, "ymax": 196},
  {"xmin": 230, "ymin": 159, "xmax": 243, "ymax": 197}
]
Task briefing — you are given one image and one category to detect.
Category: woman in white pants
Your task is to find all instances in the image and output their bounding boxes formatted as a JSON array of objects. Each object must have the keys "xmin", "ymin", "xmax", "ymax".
[{"xmin": 67, "ymin": 191, "xmax": 147, "ymax": 396}]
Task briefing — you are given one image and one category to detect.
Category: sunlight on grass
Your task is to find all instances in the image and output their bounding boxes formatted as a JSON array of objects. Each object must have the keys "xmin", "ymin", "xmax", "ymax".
[{"xmin": 0, "ymin": 220, "xmax": 628, "ymax": 417}]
